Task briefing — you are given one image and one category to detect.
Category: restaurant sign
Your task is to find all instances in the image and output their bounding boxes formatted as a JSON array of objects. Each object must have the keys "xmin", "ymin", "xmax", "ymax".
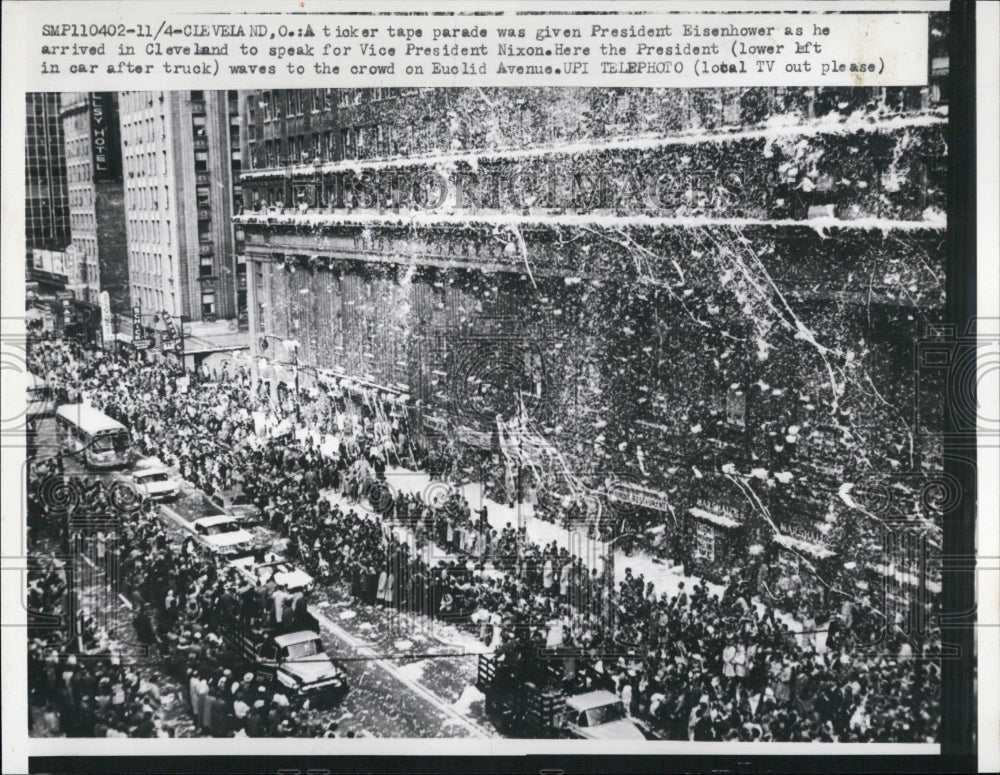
[{"xmin": 608, "ymin": 481, "xmax": 672, "ymax": 512}]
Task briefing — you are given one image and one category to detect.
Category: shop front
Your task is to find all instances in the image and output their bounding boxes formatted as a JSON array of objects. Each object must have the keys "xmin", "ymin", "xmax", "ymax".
[
  {"xmin": 685, "ymin": 499, "xmax": 746, "ymax": 582},
  {"xmin": 770, "ymin": 528, "xmax": 837, "ymax": 610},
  {"xmin": 606, "ymin": 481, "xmax": 676, "ymax": 557}
]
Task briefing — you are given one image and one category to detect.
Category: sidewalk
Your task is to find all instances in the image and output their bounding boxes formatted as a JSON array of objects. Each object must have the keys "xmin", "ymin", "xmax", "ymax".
[{"xmin": 281, "ymin": 420, "xmax": 815, "ymax": 640}]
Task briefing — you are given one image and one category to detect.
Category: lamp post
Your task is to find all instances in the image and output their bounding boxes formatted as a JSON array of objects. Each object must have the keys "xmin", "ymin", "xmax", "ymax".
[{"xmin": 284, "ymin": 338, "xmax": 301, "ymax": 426}]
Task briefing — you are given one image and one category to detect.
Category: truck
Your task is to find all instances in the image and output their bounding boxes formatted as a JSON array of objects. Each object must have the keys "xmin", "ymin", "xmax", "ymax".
[
  {"xmin": 218, "ymin": 606, "xmax": 347, "ymax": 705},
  {"xmin": 476, "ymin": 653, "xmax": 644, "ymax": 739}
]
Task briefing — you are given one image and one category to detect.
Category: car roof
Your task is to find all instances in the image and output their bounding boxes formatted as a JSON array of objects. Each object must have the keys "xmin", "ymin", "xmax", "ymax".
[
  {"xmin": 133, "ymin": 466, "xmax": 170, "ymax": 476},
  {"xmin": 274, "ymin": 631, "xmax": 320, "ymax": 648},
  {"xmin": 135, "ymin": 456, "xmax": 167, "ymax": 468},
  {"xmin": 203, "ymin": 530, "xmax": 254, "ymax": 547},
  {"xmin": 566, "ymin": 691, "xmax": 622, "ymax": 712},
  {"xmin": 193, "ymin": 515, "xmax": 243, "ymax": 528}
]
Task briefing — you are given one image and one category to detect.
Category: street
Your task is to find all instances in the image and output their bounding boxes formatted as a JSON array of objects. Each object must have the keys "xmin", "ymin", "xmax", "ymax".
[{"xmin": 30, "ymin": 416, "xmax": 496, "ymax": 738}]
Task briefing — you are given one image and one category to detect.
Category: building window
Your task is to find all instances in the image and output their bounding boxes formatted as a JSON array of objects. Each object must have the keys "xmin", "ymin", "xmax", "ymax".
[
  {"xmin": 200, "ymin": 253, "xmax": 213, "ymax": 277},
  {"xmin": 694, "ymin": 522, "xmax": 715, "ymax": 562},
  {"xmin": 194, "ymin": 151, "xmax": 208, "ymax": 172},
  {"xmin": 201, "ymin": 288, "xmax": 216, "ymax": 317}
]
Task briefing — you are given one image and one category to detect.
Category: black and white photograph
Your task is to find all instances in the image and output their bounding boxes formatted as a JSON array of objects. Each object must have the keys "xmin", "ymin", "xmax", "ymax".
[{"xmin": 2, "ymin": 1, "xmax": 995, "ymax": 773}]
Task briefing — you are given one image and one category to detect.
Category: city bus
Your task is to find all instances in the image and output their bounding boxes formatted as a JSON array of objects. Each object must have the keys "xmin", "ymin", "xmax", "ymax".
[
  {"xmin": 26, "ymin": 372, "xmax": 56, "ymax": 423},
  {"xmin": 54, "ymin": 403, "xmax": 132, "ymax": 469}
]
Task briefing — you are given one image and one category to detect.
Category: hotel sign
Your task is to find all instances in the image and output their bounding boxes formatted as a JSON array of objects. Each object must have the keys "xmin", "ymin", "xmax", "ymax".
[{"xmin": 89, "ymin": 93, "xmax": 121, "ymax": 182}]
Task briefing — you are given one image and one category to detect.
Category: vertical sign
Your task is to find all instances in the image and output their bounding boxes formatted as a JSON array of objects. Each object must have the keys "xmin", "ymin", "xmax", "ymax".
[
  {"xmin": 132, "ymin": 306, "xmax": 151, "ymax": 350},
  {"xmin": 160, "ymin": 310, "xmax": 180, "ymax": 353},
  {"xmin": 99, "ymin": 291, "xmax": 113, "ymax": 348},
  {"xmin": 161, "ymin": 310, "xmax": 178, "ymax": 339},
  {"xmin": 89, "ymin": 93, "xmax": 121, "ymax": 182}
]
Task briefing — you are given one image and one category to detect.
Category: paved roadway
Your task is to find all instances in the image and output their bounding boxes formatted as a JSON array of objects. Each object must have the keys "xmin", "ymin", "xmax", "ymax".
[{"xmin": 29, "ymin": 416, "xmax": 497, "ymax": 738}]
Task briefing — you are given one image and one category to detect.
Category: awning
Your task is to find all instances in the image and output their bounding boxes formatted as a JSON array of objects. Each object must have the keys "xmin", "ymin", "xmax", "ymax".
[
  {"xmin": 183, "ymin": 330, "xmax": 249, "ymax": 355},
  {"xmin": 774, "ymin": 533, "xmax": 835, "ymax": 559},
  {"xmin": 688, "ymin": 506, "xmax": 740, "ymax": 529}
]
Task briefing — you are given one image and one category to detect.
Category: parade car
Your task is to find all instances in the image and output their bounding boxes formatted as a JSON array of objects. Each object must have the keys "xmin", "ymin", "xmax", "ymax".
[
  {"xmin": 129, "ymin": 464, "xmax": 181, "ymax": 501},
  {"xmin": 230, "ymin": 554, "xmax": 316, "ymax": 594},
  {"xmin": 188, "ymin": 515, "xmax": 256, "ymax": 559},
  {"xmin": 218, "ymin": 606, "xmax": 347, "ymax": 704},
  {"xmin": 209, "ymin": 487, "xmax": 262, "ymax": 523},
  {"xmin": 561, "ymin": 691, "xmax": 646, "ymax": 740}
]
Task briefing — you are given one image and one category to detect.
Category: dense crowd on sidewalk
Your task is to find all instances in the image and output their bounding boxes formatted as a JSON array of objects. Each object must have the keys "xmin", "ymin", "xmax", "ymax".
[{"xmin": 26, "ymin": 340, "xmax": 939, "ymax": 741}]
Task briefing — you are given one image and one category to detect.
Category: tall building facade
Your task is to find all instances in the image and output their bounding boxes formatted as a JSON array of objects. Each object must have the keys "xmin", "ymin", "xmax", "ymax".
[
  {"xmin": 117, "ymin": 90, "xmax": 245, "ymax": 330},
  {"xmin": 25, "ymin": 93, "xmax": 70, "ymax": 251},
  {"xmin": 60, "ymin": 92, "xmax": 131, "ymax": 315},
  {"xmin": 236, "ymin": 24, "xmax": 948, "ymax": 609}
]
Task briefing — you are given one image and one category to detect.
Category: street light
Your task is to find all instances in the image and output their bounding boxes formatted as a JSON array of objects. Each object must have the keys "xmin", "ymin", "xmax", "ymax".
[{"xmin": 285, "ymin": 338, "xmax": 301, "ymax": 425}]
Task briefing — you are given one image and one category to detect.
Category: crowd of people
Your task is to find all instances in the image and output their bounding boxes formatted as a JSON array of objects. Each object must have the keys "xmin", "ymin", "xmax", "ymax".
[
  {"xmin": 26, "ymin": 339, "xmax": 940, "ymax": 742},
  {"xmin": 27, "ymin": 456, "xmax": 355, "ymax": 739}
]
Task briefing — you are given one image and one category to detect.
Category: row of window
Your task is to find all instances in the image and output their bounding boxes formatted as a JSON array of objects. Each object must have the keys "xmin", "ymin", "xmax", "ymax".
[
  {"xmin": 65, "ymin": 164, "xmax": 95, "ymax": 184},
  {"xmin": 251, "ymin": 88, "xmax": 397, "ymax": 124},
  {"xmin": 120, "ymin": 106, "xmax": 167, "ymax": 149},
  {"xmin": 131, "ymin": 249, "xmax": 169, "ymax": 278},
  {"xmin": 125, "ymin": 215, "xmax": 171, "ymax": 246},
  {"xmin": 132, "ymin": 284, "xmax": 169, "ymax": 316},
  {"xmin": 122, "ymin": 149, "xmax": 168, "ymax": 180},
  {"xmin": 68, "ymin": 185, "xmax": 94, "ymax": 208},
  {"xmin": 124, "ymin": 180, "xmax": 168, "ymax": 213},
  {"xmin": 249, "ymin": 122, "xmax": 396, "ymax": 168},
  {"xmin": 119, "ymin": 91, "xmax": 163, "ymax": 113},
  {"xmin": 63, "ymin": 134, "xmax": 94, "ymax": 163},
  {"xmin": 69, "ymin": 210, "xmax": 96, "ymax": 236}
]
